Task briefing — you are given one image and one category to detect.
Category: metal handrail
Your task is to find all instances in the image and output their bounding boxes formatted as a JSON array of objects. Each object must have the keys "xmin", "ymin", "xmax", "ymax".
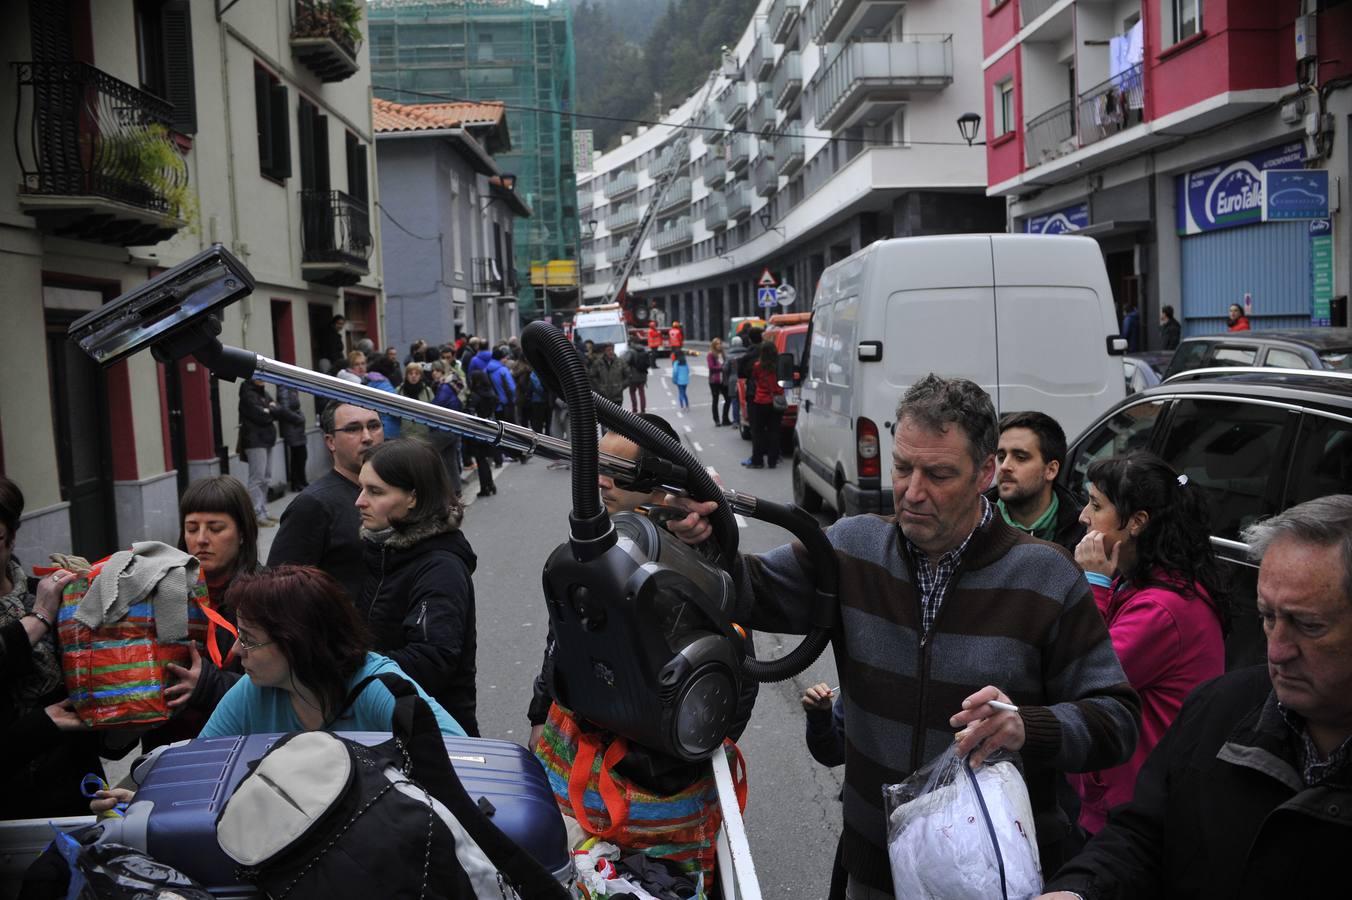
[
  {"xmin": 300, "ymin": 189, "xmax": 372, "ymax": 265},
  {"xmin": 1077, "ymin": 62, "xmax": 1144, "ymax": 147},
  {"xmin": 1023, "ymin": 99, "xmax": 1075, "ymax": 167}
]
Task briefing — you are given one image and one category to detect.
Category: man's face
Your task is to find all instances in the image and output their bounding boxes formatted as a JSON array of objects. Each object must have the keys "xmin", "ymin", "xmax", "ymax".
[
  {"xmin": 996, "ymin": 427, "xmax": 1057, "ymax": 507},
  {"xmin": 333, "ymin": 318, "xmax": 345, "ymax": 333},
  {"xmin": 441, "ymin": 351, "xmax": 454, "ymax": 367},
  {"xmin": 597, "ymin": 431, "xmax": 664, "ymax": 514},
  {"xmin": 892, "ymin": 417, "xmax": 994, "ymax": 558},
  {"xmin": 325, "ymin": 404, "xmax": 384, "ymax": 477},
  {"xmin": 386, "ymin": 348, "xmax": 398, "ymax": 361},
  {"xmin": 604, "ymin": 345, "xmax": 615, "ymax": 360},
  {"xmin": 1259, "ymin": 537, "xmax": 1352, "ymax": 733}
]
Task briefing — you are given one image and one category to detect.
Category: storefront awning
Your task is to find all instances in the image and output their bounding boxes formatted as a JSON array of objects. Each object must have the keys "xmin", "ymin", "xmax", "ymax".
[{"xmin": 1077, "ymin": 219, "xmax": 1152, "ymax": 238}]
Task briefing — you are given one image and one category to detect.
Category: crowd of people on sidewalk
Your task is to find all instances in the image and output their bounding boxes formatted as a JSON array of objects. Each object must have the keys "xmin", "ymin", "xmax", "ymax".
[{"xmin": 2, "ymin": 308, "xmax": 1349, "ymax": 899}]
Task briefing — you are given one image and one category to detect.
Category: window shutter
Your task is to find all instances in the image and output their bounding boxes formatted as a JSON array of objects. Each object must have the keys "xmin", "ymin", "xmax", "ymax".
[
  {"xmin": 159, "ymin": 0, "xmax": 196, "ymax": 134},
  {"xmin": 354, "ymin": 142, "xmax": 368, "ymax": 202},
  {"xmin": 255, "ymin": 67, "xmax": 272, "ymax": 172},
  {"xmin": 314, "ymin": 113, "xmax": 330, "ymax": 192},
  {"xmin": 297, "ymin": 101, "xmax": 315, "ymax": 189},
  {"xmin": 271, "ymin": 82, "xmax": 291, "ymax": 179}
]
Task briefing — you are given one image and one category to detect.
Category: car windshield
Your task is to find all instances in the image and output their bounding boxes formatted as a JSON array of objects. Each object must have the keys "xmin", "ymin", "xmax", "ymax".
[
  {"xmin": 577, "ymin": 324, "xmax": 628, "ymax": 346},
  {"xmin": 783, "ymin": 331, "xmax": 806, "ymax": 363},
  {"xmin": 1319, "ymin": 350, "xmax": 1352, "ymax": 370}
]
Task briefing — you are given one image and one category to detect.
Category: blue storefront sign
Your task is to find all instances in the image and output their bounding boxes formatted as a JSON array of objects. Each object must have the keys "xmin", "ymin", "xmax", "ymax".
[
  {"xmin": 1177, "ymin": 142, "xmax": 1305, "ymax": 235},
  {"xmin": 1024, "ymin": 202, "xmax": 1089, "ymax": 235},
  {"xmin": 1263, "ymin": 169, "xmax": 1330, "ymax": 220}
]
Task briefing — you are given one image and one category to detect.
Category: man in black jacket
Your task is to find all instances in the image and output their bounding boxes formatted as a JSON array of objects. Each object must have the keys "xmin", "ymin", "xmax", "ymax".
[
  {"xmin": 985, "ymin": 410, "xmax": 1085, "ymax": 553},
  {"xmin": 267, "ymin": 402, "xmax": 384, "ymax": 603},
  {"xmin": 239, "ymin": 379, "xmax": 281, "ymax": 526},
  {"xmin": 1039, "ymin": 494, "xmax": 1352, "ymax": 900}
]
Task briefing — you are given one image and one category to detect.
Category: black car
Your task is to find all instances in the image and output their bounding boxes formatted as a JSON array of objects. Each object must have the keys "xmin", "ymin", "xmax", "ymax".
[
  {"xmin": 1059, "ymin": 367, "xmax": 1352, "ymax": 670},
  {"xmin": 1163, "ymin": 327, "xmax": 1352, "ymax": 379}
]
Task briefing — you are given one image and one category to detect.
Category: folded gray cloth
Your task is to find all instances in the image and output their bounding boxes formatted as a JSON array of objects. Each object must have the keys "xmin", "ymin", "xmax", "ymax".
[{"xmin": 74, "ymin": 541, "xmax": 200, "ymax": 642}]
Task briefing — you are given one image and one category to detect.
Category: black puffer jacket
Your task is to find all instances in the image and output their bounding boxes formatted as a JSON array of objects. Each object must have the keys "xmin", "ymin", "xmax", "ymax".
[
  {"xmin": 238, "ymin": 381, "xmax": 278, "ymax": 450},
  {"xmin": 361, "ymin": 513, "xmax": 479, "ymax": 736}
]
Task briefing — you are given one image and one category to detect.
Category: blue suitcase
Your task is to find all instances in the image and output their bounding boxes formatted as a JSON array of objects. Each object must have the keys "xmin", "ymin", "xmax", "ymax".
[{"xmin": 100, "ymin": 733, "xmax": 573, "ymax": 897}]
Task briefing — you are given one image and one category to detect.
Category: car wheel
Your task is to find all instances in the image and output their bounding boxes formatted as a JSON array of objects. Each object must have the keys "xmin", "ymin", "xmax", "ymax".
[{"xmin": 792, "ymin": 457, "xmax": 822, "ymax": 513}]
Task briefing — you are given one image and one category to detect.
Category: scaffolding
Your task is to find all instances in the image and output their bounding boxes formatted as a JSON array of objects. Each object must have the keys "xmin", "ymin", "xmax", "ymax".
[{"xmin": 369, "ymin": 0, "xmax": 580, "ymax": 322}]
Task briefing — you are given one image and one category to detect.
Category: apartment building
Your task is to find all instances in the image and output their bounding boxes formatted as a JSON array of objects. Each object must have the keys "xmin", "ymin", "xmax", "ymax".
[
  {"xmin": 579, "ymin": 0, "xmax": 1003, "ymax": 337},
  {"xmin": 374, "ymin": 98, "xmax": 530, "ymax": 349},
  {"xmin": 984, "ymin": 0, "xmax": 1352, "ymax": 340},
  {"xmin": 1, "ymin": 0, "xmax": 384, "ymax": 567}
]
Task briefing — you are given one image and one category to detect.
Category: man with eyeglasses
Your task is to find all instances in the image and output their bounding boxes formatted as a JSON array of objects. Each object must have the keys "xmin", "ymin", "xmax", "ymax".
[{"xmin": 267, "ymin": 402, "xmax": 385, "ymax": 603}]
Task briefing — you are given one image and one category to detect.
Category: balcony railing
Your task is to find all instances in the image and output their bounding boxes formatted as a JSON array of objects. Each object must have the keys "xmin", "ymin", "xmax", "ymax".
[
  {"xmin": 808, "ymin": 0, "xmax": 906, "ymax": 45},
  {"xmin": 769, "ymin": 0, "xmax": 801, "ymax": 44},
  {"xmin": 605, "ymin": 243, "xmax": 629, "ymax": 265},
  {"xmin": 656, "ymin": 177, "xmax": 692, "ymax": 213},
  {"xmin": 472, "ymin": 256, "xmax": 510, "ymax": 296},
  {"xmin": 301, "ymin": 189, "xmax": 372, "ymax": 286},
  {"xmin": 604, "ymin": 169, "xmax": 638, "ymax": 200},
  {"xmin": 727, "ymin": 184, "xmax": 752, "ymax": 222},
  {"xmin": 749, "ymin": 30, "xmax": 774, "ymax": 80},
  {"xmin": 750, "ymin": 88, "xmax": 776, "ymax": 135},
  {"xmin": 812, "ymin": 35, "xmax": 953, "ymax": 131},
  {"xmin": 704, "ymin": 194, "xmax": 728, "ymax": 232},
  {"xmin": 1077, "ymin": 63, "xmax": 1144, "ymax": 148},
  {"xmin": 648, "ymin": 142, "xmax": 687, "ymax": 180},
  {"xmin": 718, "ymin": 82, "xmax": 749, "ymax": 125},
  {"xmin": 752, "ymin": 153, "xmax": 778, "ymax": 198},
  {"xmin": 772, "ymin": 50, "xmax": 803, "ymax": 110},
  {"xmin": 703, "ymin": 154, "xmax": 727, "ymax": 188},
  {"xmin": 13, "ymin": 61, "xmax": 190, "ymax": 246},
  {"xmin": 1023, "ymin": 99, "xmax": 1076, "ymax": 167},
  {"xmin": 605, "ymin": 203, "xmax": 640, "ymax": 232},
  {"xmin": 578, "ymin": 190, "xmax": 593, "ymax": 213},
  {"xmin": 652, "ymin": 216, "xmax": 693, "ymax": 252},
  {"xmin": 773, "ymin": 129, "xmax": 806, "ymax": 177},
  {"xmin": 727, "ymin": 132, "xmax": 752, "ymax": 172},
  {"xmin": 1020, "ymin": 0, "xmax": 1061, "ymax": 27},
  {"xmin": 290, "ymin": 1, "xmax": 361, "ymax": 83}
]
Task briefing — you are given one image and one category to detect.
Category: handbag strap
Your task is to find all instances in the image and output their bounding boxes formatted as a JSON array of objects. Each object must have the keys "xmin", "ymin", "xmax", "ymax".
[
  {"xmin": 567, "ymin": 731, "xmax": 631, "ymax": 841},
  {"xmin": 195, "ymin": 599, "xmax": 239, "ymax": 668}
]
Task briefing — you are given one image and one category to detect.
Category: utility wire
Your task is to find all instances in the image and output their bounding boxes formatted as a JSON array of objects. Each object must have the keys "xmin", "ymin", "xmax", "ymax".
[
  {"xmin": 371, "ymin": 83, "xmax": 984, "ymax": 148},
  {"xmin": 376, "ymin": 200, "xmax": 440, "ymax": 241}
]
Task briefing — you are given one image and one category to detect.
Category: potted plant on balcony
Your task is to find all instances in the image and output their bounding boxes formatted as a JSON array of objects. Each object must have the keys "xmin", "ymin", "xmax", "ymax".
[
  {"xmin": 96, "ymin": 123, "xmax": 197, "ymax": 230},
  {"xmin": 292, "ymin": 0, "xmax": 362, "ymax": 58}
]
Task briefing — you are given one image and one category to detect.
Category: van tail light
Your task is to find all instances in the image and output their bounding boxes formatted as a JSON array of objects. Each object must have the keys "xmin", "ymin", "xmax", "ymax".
[{"xmin": 858, "ymin": 417, "xmax": 880, "ymax": 478}]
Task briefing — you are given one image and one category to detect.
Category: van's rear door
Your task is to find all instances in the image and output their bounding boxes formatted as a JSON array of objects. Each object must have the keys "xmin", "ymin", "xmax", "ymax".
[{"xmin": 990, "ymin": 235, "xmax": 1125, "ymax": 439}]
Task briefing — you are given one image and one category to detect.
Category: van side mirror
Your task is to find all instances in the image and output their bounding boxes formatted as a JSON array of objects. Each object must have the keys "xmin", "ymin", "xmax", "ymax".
[{"xmin": 1106, "ymin": 336, "xmax": 1128, "ymax": 356}]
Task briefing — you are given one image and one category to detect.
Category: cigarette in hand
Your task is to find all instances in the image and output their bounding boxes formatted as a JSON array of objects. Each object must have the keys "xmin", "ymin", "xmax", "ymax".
[{"xmin": 987, "ymin": 700, "xmax": 1019, "ymax": 713}]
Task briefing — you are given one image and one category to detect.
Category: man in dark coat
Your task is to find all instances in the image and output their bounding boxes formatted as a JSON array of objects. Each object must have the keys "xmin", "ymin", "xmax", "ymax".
[
  {"xmin": 1159, "ymin": 304, "xmax": 1182, "ymax": 350},
  {"xmin": 1039, "ymin": 495, "xmax": 1352, "ymax": 900},
  {"xmin": 267, "ymin": 402, "xmax": 383, "ymax": 603},
  {"xmin": 238, "ymin": 380, "xmax": 280, "ymax": 526},
  {"xmin": 317, "ymin": 314, "xmax": 346, "ymax": 374}
]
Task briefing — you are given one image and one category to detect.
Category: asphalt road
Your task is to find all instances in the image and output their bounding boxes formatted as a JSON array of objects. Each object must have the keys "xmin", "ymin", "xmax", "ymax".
[{"xmin": 462, "ymin": 355, "xmax": 844, "ymax": 898}]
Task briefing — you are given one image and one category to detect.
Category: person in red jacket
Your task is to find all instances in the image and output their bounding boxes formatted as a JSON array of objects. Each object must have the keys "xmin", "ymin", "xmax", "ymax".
[
  {"xmin": 1071, "ymin": 450, "xmax": 1228, "ymax": 834},
  {"xmin": 668, "ymin": 321, "xmax": 684, "ymax": 361},
  {"xmin": 1227, "ymin": 302, "xmax": 1251, "ymax": 332}
]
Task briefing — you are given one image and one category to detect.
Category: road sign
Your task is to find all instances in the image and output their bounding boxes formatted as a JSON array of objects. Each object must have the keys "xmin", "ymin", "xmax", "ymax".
[
  {"xmin": 758, "ymin": 268, "xmax": 777, "ymax": 287},
  {"xmin": 776, "ymin": 283, "xmax": 796, "ymax": 307},
  {"xmin": 757, "ymin": 287, "xmax": 778, "ymax": 308}
]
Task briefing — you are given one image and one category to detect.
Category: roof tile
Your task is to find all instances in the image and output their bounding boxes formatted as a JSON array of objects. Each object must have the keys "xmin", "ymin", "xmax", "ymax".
[{"xmin": 372, "ymin": 97, "xmax": 506, "ymax": 133}]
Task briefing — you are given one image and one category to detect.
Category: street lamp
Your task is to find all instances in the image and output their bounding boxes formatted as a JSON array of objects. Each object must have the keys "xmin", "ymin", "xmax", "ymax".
[
  {"xmin": 957, "ymin": 112, "xmax": 982, "ymax": 146},
  {"xmin": 756, "ymin": 206, "xmax": 786, "ymax": 238},
  {"xmin": 586, "ymin": 219, "xmax": 598, "ymax": 238},
  {"xmin": 713, "ymin": 236, "xmax": 734, "ymax": 266}
]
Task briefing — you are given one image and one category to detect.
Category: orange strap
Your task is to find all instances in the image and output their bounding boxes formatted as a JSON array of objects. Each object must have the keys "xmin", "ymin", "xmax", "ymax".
[
  {"xmin": 195, "ymin": 599, "xmax": 239, "ymax": 668},
  {"xmin": 727, "ymin": 741, "xmax": 749, "ymax": 812},
  {"xmin": 568, "ymin": 732, "xmax": 631, "ymax": 841}
]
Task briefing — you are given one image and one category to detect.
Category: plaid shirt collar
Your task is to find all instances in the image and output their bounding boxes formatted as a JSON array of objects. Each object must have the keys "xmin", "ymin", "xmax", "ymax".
[
  {"xmin": 904, "ymin": 496, "xmax": 993, "ymax": 636},
  {"xmin": 1277, "ymin": 702, "xmax": 1352, "ymax": 787}
]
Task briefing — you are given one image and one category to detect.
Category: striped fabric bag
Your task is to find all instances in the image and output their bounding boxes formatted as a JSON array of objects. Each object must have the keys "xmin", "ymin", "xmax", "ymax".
[
  {"xmin": 535, "ymin": 702, "xmax": 747, "ymax": 880},
  {"xmin": 54, "ymin": 555, "xmax": 214, "ymax": 728}
]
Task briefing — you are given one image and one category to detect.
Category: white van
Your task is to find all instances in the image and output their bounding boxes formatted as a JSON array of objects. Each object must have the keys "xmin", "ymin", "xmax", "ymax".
[
  {"xmin": 792, "ymin": 234, "xmax": 1127, "ymax": 516},
  {"xmin": 571, "ymin": 303, "xmax": 632, "ymax": 360}
]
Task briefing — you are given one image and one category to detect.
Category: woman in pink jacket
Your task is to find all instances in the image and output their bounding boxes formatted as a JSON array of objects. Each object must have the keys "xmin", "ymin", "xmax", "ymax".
[{"xmin": 1070, "ymin": 450, "xmax": 1229, "ymax": 834}]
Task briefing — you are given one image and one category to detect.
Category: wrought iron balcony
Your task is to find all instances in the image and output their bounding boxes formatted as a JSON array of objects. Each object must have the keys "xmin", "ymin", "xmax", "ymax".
[
  {"xmin": 13, "ymin": 61, "xmax": 190, "ymax": 246},
  {"xmin": 1024, "ymin": 99, "xmax": 1076, "ymax": 168},
  {"xmin": 769, "ymin": 0, "xmax": 801, "ymax": 44},
  {"xmin": 291, "ymin": 1, "xmax": 361, "ymax": 83},
  {"xmin": 808, "ymin": 0, "xmax": 905, "ymax": 45},
  {"xmin": 1077, "ymin": 64, "xmax": 1144, "ymax": 148},
  {"xmin": 605, "ymin": 203, "xmax": 640, "ymax": 232},
  {"xmin": 752, "ymin": 153, "xmax": 778, "ymax": 198},
  {"xmin": 812, "ymin": 35, "xmax": 953, "ymax": 131},
  {"xmin": 773, "ymin": 129, "xmax": 805, "ymax": 177},
  {"xmin": 656, "ymin": 177, "xmax": 691, "ymax": 214},
  {"xmin": 472, "ymin": 256, "xmax": 510, "ymax": 296},
  {"xmin": 703, "ymin": 154, "xmax": 727, "ymax": 188},
  {"xmin": 749, "ymin": 30, "xmax": 775, "ymax": 81},
  {"xmin": 300, "ymin": 189, "xmax": 372, "ymax": 286},
  {"xmin": 704, "ymin": 194, "xmax": 728, "ymax": 232},
  {"xmin": 727, "ymin": 132, "xmax": 752, "ymax": 173},
  {"xmin": 773, "ymin": 50, "xmax": 803, "ymax": 110},
  {"xmin": 604, "ymin": 170, "xmax": 638, "ymax": 200},
  {"xmin": 726, "ymin": 184, "xmax": 752, "ymax": 222},
  {"xmin": 652, "ymin": 216, "xmax": 693, "ymax": 252}
]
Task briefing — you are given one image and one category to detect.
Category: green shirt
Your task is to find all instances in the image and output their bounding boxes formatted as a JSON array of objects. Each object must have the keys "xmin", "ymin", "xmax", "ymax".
[{"xmin": 997, "ymin": 492, "xmax": 1060, "ymax": 543}]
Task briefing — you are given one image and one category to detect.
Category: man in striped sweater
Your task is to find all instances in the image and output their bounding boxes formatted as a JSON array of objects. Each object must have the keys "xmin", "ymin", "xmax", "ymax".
[{"xmin": 671, "ymin": 374, "xmax": 1140, "ymax": 898}]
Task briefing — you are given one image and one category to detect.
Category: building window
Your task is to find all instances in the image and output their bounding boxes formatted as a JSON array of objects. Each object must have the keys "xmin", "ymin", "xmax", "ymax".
[
  {"xmin": 254, "ymin": 64, "xmax": 290, "ymax": 181},
  {"xmin": 345, "ymin": 131, "xmax": 368, "ymax": 203},
  {"xmin": 1165, "ymin": 0, "xmax": 1201, "ymax": 44},
  {"xmin": 995, "ymin": 79, "xmax": 1015, "ymax": 136},
  {"xmin": 135, "ymin": 0, "xmax": 196, "ymax": 133}
]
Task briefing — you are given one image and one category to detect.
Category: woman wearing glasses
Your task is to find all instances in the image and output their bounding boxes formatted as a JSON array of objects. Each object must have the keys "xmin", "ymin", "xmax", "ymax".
[{"xmin": 357, "ymin": 439, "xmax": 480, "ymax": 736}]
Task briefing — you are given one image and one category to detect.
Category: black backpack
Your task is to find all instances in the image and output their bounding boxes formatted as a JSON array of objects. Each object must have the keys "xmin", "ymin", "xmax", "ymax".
[{"xmin": 215, "ymin": 674, "xmax": 569, "ymax": 900}]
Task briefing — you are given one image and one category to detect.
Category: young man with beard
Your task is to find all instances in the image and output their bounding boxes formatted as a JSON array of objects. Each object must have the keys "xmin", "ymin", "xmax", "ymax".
[{"xmin": 987, "ymin": 411, "xmax": 1086, "ymax": 553}]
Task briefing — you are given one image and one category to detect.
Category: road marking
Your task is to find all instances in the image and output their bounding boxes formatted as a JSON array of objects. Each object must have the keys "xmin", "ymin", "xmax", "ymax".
[
  {"xmin": 692, "ymin": 441, "xmax": 703, "ymax": 451},
  {"xmin": 677, "ymin": 411, "xmax": 685, "ymax": 419},
  {"xmin": 735, "ymin": 514, "xmax": 748, "ymax": 528},
  {"xmin": 683, "ymin": 424, "xmax": 693, "ymax": 432}
]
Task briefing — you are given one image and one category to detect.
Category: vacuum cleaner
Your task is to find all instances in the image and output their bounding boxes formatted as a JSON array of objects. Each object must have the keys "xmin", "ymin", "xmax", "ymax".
[{"xmin": 69, "ymin": 244, "xmax": 839, "ymax": 763}]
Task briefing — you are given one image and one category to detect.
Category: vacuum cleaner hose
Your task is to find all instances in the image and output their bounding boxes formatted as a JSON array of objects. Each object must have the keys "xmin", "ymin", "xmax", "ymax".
[{"xmin": 521, "ymin": 321, "xmax": 603, "ymax": 525}]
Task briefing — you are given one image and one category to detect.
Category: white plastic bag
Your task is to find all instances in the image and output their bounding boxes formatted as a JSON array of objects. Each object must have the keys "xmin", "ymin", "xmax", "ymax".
[{"xmin": 882, "ymin": 745, "xmax": 1042, "ymax": 900}]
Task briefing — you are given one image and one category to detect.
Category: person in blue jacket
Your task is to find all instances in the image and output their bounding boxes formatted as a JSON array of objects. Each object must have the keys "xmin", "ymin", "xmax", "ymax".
[
  {"xmin": 672, "ymin": 354, "xmax": 691, "ymax": 409},
  {"xmin": 486, "ymin": 346, "xmax": 517, "ymax": 419}
]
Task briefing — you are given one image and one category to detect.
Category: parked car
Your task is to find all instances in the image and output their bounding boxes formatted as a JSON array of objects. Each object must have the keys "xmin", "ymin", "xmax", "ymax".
[
  {"xmin": 1163, "ymin": 327, "xmax": 1352, "ymax": 379},
  {"xmin": 1059, "ymin": 366, "xmax": 1352, "ymax": 671},
  {"xmin": 1124, "ymin": 350, "xmax": 1172, "ymax": 394},
  {"xmin": 792, "ymin": 234, "xmax": 1127, "ymax": 517},
  {"xmin": 737, "ymin": 312, "xmax": 810, "ymax": 446}
]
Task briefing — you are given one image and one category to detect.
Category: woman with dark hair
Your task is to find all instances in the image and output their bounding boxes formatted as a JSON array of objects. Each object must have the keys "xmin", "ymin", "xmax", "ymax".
[
  {"xmin": 0, "ymin": 476, "xmax": 103, "ymax": 818},
  {"xmin": 742, "ymin": 341, "xmax": 785, "ymax": 470},
  {"xmin": 357, "ymin": 439, "xmax": 480, "ymax": 735},
  {"xmin": 397, "ymin": 361, "xmax": 434, "ymax": 439},
  {"xmin": 1069, "ymin": 450, "xmax": 1228, "ymax": 834},
  {"xmin": 147, "ymin": 475, "xmax": 262, "ymax": 749}
]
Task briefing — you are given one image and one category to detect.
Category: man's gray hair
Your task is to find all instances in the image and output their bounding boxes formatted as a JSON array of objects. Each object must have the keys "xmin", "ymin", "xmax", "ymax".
[
  {"xmin": 1242, "ymin": 495, "xmax": 1352, "ymax": 602},
  {"xmin": 356, "ymin": 337, "xmax": 376, "ymax": 356},
  {"xmin": 895, "ymin": 374, "xmax": 997, "ymax": 466}
]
